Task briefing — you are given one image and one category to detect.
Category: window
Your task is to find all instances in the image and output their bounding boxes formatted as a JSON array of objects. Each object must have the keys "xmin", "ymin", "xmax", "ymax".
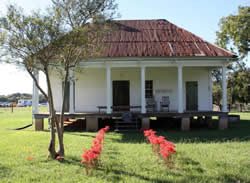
[{"xmin": 145, "ymin": 80, "xmax": 153, "ymax": 98}]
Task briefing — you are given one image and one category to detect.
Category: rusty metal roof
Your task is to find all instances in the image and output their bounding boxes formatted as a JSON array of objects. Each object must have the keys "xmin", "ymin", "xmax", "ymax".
[{"xmin": 100, "ymin": 19, "xmax": 235, "ymax": 58}]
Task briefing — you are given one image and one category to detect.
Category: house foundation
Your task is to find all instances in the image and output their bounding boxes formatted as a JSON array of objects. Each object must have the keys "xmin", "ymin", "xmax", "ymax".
[
  {"xmin": 181, "ymin": 117, "xmax": 190, "ymax": 131},
  {"xmin": 34, "ymin": 118, "xmax": 44, "ymax": 131},
  {"xmin": 33, "ymin": 111, "xmax": 228, "ymax": 132},
  {"xmin": 219, "ymin": 116, "xmax": 228, "ymax": 130},
  {"xmin": 86, "ymin": 116, "xmax": 99, "ymax": 132},
  {"xmin": 141, "ymin": 117, "xmax": 150, "ymax": 130}
]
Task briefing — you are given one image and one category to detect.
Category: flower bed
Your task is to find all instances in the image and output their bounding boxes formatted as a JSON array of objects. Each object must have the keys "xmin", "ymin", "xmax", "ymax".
[
  {"xmin": 144, "ymin": 129, "xmax": 176, "ymax": 167},
  {"xmin": 81, "ymin": 126, "xmax": 110, "ymax": 174}
]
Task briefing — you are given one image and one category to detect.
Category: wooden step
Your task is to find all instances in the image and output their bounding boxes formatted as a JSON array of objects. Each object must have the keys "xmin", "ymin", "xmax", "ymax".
[
  {"xmin": 114, "ymin": 129, "xmax": 139, "ymax": 132},
  {"xmin": 114, "ymin": 121, "xmax": 139, "ymax": 131}
]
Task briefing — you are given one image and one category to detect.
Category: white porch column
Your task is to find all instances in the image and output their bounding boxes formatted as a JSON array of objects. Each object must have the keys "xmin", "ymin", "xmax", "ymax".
[
  {"xmin": 222, "ymin": 66, "xmax": 227, "ymax": 112},
  {"xmin": 69, "ymin": 70, "xmax": 75, "ymax": 114},
  {"xmin": 141, "ymin": 66, "xmax": 146, "ymax": 113},
  {"xmin": 177, "ymin": 65, "xmax": 183, "ymax": 113},
  {"xmin": 32, "ymin": 69, "xmax": 39, "ymax": 117},
  {"xmin": 106, "ymin": 66, "xmax": 112, "ymax": 114},
  {"xmin": 209, "ymin": 70, "xmax": 213, "ymax": 111}
]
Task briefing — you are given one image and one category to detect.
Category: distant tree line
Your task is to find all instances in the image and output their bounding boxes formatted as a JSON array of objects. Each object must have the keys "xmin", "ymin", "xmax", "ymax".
[{"xmin": 0, "ymin": 93, "xmax": 47, "ymax": 103}]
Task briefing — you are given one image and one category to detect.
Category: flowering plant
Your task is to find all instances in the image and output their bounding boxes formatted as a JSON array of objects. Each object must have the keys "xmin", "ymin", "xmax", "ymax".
[
  {"xmin": 81, "ymin": 126, "xmax": 109, "ymax": 174},
  {"xmin": 144, "ymin": 129, "xmax": 176, "ymax": 167}
]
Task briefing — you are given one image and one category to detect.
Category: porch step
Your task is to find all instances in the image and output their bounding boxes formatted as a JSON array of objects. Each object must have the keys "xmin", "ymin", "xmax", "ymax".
[
  {"xmin": 64, "ymin": 119, "xmax": 86, "ymax": 131},
  {"xmin": 114, "ymin": 121, "xmax": 140, "ymax": 131},
  {"xmin": 114, "ymin": 129, "xmax": 139, "ymax": 132}
]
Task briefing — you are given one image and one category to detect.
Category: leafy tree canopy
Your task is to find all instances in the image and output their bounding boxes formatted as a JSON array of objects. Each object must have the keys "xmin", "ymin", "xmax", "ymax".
[{"xmin": 216, "ymin": 6, "xmax": 249, "ymax": 63}]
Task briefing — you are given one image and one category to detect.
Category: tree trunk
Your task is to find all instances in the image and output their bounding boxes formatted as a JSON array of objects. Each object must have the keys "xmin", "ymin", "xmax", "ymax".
[
  {"xmin": 45, "ymin": 69, "xmax": 57, "ymax": 159},
  {"xmin": 57, "ymin": 123, "xmax": 65, "ymax": 157},
  {"xmin": 57, "ymin": 69, "xmax": 70, "ymax": 157},
  {"xmin": 48, "ymin": 113, "xmax": 56, "ymax": 158}
]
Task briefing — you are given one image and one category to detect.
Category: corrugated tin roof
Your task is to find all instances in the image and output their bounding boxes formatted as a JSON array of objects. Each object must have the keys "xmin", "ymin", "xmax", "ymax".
[{"xmin": 100, "ymin": 19, "xmax": 235, "ymax": 58}]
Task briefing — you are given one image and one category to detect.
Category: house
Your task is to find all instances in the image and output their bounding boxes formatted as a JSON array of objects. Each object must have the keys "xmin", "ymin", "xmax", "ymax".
[{"xmin": 32, "ymin": 19, "xmax": 236, "ymax": 131}]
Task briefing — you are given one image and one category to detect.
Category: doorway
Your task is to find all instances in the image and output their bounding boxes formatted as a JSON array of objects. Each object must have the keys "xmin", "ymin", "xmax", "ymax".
[
  {"xmin": 186, "ymin": 81, "xmax": 198, "ymax": 111},
  {"xmin": 113, "ymin": 81, "xmax": 130, "ymax": 111}
]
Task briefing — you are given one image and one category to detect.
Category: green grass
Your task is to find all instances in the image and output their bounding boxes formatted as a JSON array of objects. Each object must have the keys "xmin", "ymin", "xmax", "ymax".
[{"xmin": 0, "ymin": 108, "xmax": 250, "ymax": 182}]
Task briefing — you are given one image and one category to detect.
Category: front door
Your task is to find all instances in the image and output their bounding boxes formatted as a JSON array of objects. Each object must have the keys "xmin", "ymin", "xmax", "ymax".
[
  {"xmin": 113, "ymin": 81, "xmax": 130, "ymax": 111},
  {"xmin": 186, "ymin": 81, "xmax": 198, "ymax": 111}
]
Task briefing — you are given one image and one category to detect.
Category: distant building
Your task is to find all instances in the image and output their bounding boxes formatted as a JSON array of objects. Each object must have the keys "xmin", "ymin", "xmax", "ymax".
[{"xmin": 17, "ymin": 99, "xmax": 32, "ymax": 107}]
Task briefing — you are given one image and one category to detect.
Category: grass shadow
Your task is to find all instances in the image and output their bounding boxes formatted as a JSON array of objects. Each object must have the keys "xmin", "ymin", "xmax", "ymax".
[
  {"xmin": 62, "ymin": 155, "xmax": 81, "ymax": 165},
  {"xmin": 0, "ymin": 164, "xmax": 12, "ymax": 178},
  {"xmin": 97, "ymin": 166, "xmax": 172, "ymax": 183},
  {"xmin": 162, "ymin": 119, "xmax": 250, "ymax": 143},
  {"xmin": 66, "ymin": 132, "xmax": 96, "ymax": 138},
  {"xmin": 218, "ymin": 173, "xmax": 248, "ymax": 183},
  {"xmin": 111, "ymin": 131, "xmax": 145, "ymax": 143},
  {"xmin": 110, "ymin": 120, "xmax": 250, "ymax": 144},
  {"xmin": 177, "ymin": 153, "xmax": 204, "ymax": 174}
]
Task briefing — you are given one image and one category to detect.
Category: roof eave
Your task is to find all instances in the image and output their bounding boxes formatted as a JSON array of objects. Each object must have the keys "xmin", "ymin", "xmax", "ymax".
[{"xmin": 85, "ymin": 55, "xmax": 237, "ymax": 62}]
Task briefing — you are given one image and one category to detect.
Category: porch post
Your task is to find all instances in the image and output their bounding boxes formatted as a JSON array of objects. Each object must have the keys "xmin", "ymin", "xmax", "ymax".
[
  {"xmin": 32, "ymin": 69, "xmax": 39, "ymax": 117},
  {"xmin": 177, "ymin": 64, "xmax": 183, "ymax": 113},
  {"xmin": 141, "ymin": 66, "xmax": 146, "ymax": 113},
  {"xmin": 209, "ymin": 69, "xmax": 213, "ymax": 111},
  {"xmin": 106, "ymin": 65, "xmax": 112, "ymax": 114},
  {"xmin": 222, "ymin": 65, "xmax": 227, "ymax": 112},
  {"xmin": 69, "ymin": 70, "xmax": 75, "ymax": 114}
]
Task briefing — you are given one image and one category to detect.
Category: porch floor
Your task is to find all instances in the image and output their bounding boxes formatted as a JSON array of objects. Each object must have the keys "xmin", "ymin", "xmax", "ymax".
[{"xmin": 34, "ymin": 111, "xmax": 228, "ymax": 119}]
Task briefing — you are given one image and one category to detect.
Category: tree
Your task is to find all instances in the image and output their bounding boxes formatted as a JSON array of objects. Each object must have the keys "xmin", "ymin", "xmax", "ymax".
[
  {"xmin": 0, "ymin": 0, "xmax": 117, "ymax": 159},
  {"xmin": 216, "ymin": 6, "xmax": 249, "ymax": 68},
  {"xmin": 214, "ymin": 6, "xmax": 250, "ymax": 105},
  {"xmin": 49, "ymin": 0, "xmax": 117, "ymax": 157},
  {"xmin": 0, "ymin": 6, "xmax": 64, "ymax": 158},
  {"xmin": 227, "ymin": 68, "xmax": 250, "ymax": 104}
]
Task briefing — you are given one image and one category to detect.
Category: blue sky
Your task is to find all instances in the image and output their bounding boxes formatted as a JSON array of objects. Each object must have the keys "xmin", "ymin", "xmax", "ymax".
[{"xmin": 0, "ymin": 0, "xmax": 249, "ymax": 95}]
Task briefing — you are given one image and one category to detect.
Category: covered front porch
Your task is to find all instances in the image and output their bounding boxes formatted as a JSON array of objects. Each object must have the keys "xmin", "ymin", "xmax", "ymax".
[{"xmin": 39, "ymin": 60, "xmax": 228, "ymax": 114}]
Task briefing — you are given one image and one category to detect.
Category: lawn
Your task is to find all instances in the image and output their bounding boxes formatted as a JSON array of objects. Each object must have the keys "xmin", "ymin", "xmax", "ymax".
[{"xmin": 0, "ymin": 107, "xmax": 250, "ymax": 183}]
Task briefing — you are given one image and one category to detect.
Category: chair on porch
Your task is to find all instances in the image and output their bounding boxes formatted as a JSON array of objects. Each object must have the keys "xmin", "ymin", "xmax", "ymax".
[
  {"xmin": 146, "ymin": 97, "xmax": 156, "ymax": 112},
  {"xmin": 114, "ymin": 112, "xmax": 139, "ymax": 131},
  {"xmin": 160, "ymin": 96, "xmax": 170, "ymax": 112}
]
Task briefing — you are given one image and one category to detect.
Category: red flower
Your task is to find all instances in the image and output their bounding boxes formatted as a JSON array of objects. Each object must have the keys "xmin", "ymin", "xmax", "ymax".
[
  {"xmin": 81, "ymin": 126, "xmax": 109, "ymax": 168},
  {"xmin": 26, "ymin": 156, "xmax": 33, "ymax": 161},
  {"xmin": 144, "ymin": 129, "xmax": 156, "ymax": 137},
  {"xmin": 91, "ymin": 144, "xmax": 102, "ymax": 155},
  {"xmin": 148, "ymin": 135, "xmax": 158, "ymax": 144},
  {"xmin": 143, "ymin": 129, "xmax": 176, "ymax": 163},
  {"xmin": 82, "ymin": 150, "xmax": 99, "ymax": 163},
  {"xmin": 153, "ymin": 136, "xmax": 166, "ymax": 144},
  {"xmin": 160, "ymin": 149, "xmax": 170, "ymax": 158}
]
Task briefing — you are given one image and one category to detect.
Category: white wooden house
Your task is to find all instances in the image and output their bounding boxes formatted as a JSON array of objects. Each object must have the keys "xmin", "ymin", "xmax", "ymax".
[{"xmin": 32, "ymin": 19, "xmax": 236, "ymax": 131}]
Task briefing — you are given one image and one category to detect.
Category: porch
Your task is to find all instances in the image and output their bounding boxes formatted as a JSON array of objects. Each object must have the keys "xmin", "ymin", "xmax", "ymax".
[{"xmin": 33, "ymin": 110, "xmax": 229, "ymax": 132}]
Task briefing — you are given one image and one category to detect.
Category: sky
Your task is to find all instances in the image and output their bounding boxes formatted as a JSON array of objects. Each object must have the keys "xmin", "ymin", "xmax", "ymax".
[{"xmin": 0, "ymin": 0, "xmax": 249, "ymax": 95}]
